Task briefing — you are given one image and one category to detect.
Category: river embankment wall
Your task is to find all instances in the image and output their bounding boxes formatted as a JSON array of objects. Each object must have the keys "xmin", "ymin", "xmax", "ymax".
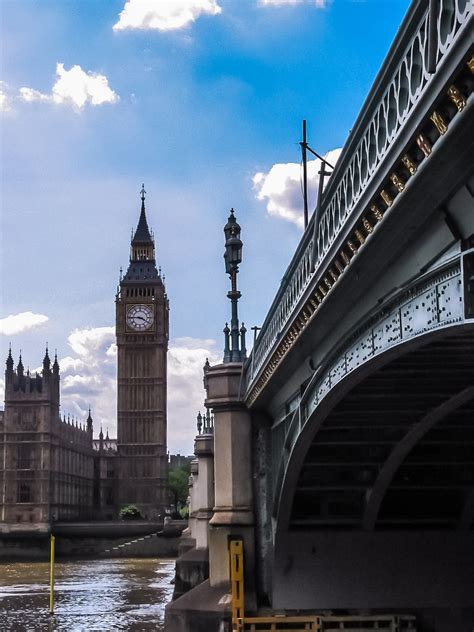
[{"xmin": 0, "ymin": 521, "xmax": 186, "ymax": 560}]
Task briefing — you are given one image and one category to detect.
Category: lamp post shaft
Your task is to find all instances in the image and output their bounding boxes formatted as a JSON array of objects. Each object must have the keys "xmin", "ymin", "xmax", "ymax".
[
  {"xmin": 228, "ymin": 270, "xmax": 241, "ymax": 360},
  {"xmin": 229, "ymin": 276, "xmax": 241, "ymax": 361}
]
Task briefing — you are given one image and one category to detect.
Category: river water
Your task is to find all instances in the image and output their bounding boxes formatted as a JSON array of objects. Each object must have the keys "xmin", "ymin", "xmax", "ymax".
[{"xmin": 0, "ymin": 558, "xmax": 176, "ymax": 631}]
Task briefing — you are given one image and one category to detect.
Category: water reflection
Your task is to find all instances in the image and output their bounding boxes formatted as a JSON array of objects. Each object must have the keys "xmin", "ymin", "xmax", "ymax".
[{"xmin": 0, "ymin": 558, "xmax": 175, "ymax": 631}]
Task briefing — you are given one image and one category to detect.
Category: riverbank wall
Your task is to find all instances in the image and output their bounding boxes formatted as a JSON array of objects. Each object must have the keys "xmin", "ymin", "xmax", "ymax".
[{"xmin": 0, "ymin": 520, "xmax": 186, "ymax": 560}]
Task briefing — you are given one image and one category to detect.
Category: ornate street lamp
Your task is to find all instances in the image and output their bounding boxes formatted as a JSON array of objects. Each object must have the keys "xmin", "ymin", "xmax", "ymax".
[{"xmin": 223, "ymin": 209, "xmax": 246, "ymax": 363}]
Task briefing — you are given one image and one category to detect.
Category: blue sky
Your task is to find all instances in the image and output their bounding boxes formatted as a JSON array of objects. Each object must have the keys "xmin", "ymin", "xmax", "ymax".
[{"xmin": 1, "ymin": 0, "xmax": 410, "ymax": 453}]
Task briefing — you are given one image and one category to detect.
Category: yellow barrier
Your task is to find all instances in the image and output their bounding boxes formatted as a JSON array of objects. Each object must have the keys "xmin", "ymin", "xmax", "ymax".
[
  {"xmin": 241, "ymin": 615, "xmax": 320, "ymax": 631},
  {"xmin": 228, "ymin": 536, "xmax": 416, "ymax": 632},
  {"xmin": 229, "ymin": 538, "xmax": 245, "ymax": 631}
]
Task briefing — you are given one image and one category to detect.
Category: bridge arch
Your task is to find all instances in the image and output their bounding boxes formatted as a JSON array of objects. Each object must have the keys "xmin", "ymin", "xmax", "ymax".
[
  {"xmin": 270, "ymin": 318, "xmax": 474, "ymax": 612},
  {"xmin": 362, "ymin": 384, "xmax": 474, "ymax": 530},
  {"xmin": 274, "ymin": 322, "xmax": 474, "ymax": 544}
]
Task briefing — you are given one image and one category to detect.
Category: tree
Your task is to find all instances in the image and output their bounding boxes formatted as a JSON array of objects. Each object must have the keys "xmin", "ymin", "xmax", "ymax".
[{"xmin": 168, "ymin": 464, "xmax": 191, "ymax": 510}]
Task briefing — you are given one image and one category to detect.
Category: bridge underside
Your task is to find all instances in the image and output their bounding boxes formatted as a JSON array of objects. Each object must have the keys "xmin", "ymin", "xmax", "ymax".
[
  {"xmin": 291, "ymin": 330, "xmax": 474, "ymax": 531},
  {"xmin": 272, "ymin": 327, "xmax": 474, "ymax": 617}
]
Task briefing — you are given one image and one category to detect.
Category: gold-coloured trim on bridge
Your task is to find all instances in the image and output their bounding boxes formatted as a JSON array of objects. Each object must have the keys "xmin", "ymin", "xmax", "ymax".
[
  {"xmin": 246, "ymin": 66, "xmax": 472, "ymax": 408},
  {"xmin": 447, "ymin": 85, "xmax": 467, "ymax": 111},
  {"xmin": 430, "ymin": 110, "xmax": 448, "ymax": 135}
]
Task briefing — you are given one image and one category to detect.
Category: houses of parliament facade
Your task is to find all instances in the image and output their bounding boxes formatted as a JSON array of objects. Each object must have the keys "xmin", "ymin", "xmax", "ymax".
[{"xmin": 0, "ymin": 190, "xmax": 169, "ymax": 529}]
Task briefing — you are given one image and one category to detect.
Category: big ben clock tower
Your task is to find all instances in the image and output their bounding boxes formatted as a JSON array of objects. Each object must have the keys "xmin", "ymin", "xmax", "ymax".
[{"xmin": 116, "ymin": 186, "xmax": 169, "ymax": 519}]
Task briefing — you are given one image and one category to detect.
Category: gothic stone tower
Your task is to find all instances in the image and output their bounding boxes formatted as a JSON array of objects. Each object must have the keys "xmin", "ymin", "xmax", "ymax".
[
  {"xmin": 1, "ymin": 349, "xmax": 60, "ymax": 526},
  {"xmin": 116, "ymin": 187, "xmax": 169, "ymax": 520}
]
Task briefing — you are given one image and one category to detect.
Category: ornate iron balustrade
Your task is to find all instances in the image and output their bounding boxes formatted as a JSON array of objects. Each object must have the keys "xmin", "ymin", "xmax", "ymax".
[{"xmin": 247, "ymin": 0, "xmax": 472, "ymax": 392}]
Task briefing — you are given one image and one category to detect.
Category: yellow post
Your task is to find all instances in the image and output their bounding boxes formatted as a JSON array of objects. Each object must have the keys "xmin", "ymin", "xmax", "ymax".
[
  {"xmin": 49, "ymin": 534, "xmax": 55, "ymax": 615},
  {"xmin": 229, "ymin": 537, "xmax": 245, "ymax": 632}
]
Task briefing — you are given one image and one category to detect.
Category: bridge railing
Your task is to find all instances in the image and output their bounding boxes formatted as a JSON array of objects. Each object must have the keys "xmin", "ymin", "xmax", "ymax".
[{"xmin": 246, "ymin": 0, "xmax": 472, "ymax": 394}]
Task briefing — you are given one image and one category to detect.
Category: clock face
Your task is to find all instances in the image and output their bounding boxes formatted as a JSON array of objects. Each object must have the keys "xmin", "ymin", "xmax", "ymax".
[{"xmin": 127, "ymin": 304, "xmax": 154, "ymax": 331}]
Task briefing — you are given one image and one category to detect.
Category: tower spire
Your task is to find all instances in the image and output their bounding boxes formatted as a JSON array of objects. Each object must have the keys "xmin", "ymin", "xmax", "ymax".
[
  {"xmin": 6, "ymin": 345, "xmax": 14, "ymax": 372},
  {"xmin": 53, "ymin": 351, "xmax": 59, "ymax": 375},
  {"xmin": 17, "ymin": 352, "xmax": 24, "ymax": 376},
  {"xmin": 132, "ymin": 184, "xmax": 152, "ymax": 243},
  {"xmin": 43, "ymin": 345, "xmax": 51, "ymax": 373},
  {"xmin": 130, "ymin": 183, "xmax": 154, "ymax": 262},
  {"xmin": 86, "ymin": 406, "xmax": 93, "ymax": 433}
]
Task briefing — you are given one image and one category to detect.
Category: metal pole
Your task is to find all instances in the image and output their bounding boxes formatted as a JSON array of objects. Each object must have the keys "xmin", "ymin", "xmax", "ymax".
[
  {"xmin": 49, "ymin": 534, "xmax": 55, "ymax": 615},
  {"xmin": 427, "ymin": 0, "xmax": 438, "ymax": 73},
  {"xmin": 305, "ymin": 145, "xmax": 335, "ymax": 169},
  {"xmin": 301, "ymin": 120, "xmax": 309, "ymax": 230},
  {"xmin": 311, "ymin": 164, "xmax": 328, "ymax": 271}
]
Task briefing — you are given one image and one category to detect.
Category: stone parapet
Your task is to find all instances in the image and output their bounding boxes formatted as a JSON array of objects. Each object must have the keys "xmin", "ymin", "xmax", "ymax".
[
  {"xmin": 194, "ymin": 434, "xmax": 214, "ymax": 457},
  {"xmin": 204, "ymin": 362, "xmax": 245, "ymax": 411}
]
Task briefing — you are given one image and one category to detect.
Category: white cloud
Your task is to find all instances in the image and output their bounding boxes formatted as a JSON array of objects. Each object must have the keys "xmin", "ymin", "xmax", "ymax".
[
  {"xmin": 19, "ymin": 87, "xmax": 50, "ymax": 103},
  {"xmin": 67, "ymin": 326, "xmax": 116, "ymax": 358},
  {"xmin": 0, "ymin": 312, "xmax": 49, "ymax": 336},
  {"xmin": 0, "ymin": 82, "xmax": 12, "ymax": 112},
  {"xmin": 253, "ymin": 147, "xmax": 342, "ymax": 228},
  {"xmin": 113, "ymin": 0, "xmax": 222, "ymax": 31},
  {"xmin": 19, "ymin": 63, "xmax": 119, "ymax": 111},
  {"xmin": 168, "ymin": 336, "xmax": 221, "ymax": 452},
  {"xmin": 58, "ymin": 327, "xmax": 117, "ymax": 432},
  {"xmin": 259, "ymin": 0, "xmax": 326, "ymax": 6}
]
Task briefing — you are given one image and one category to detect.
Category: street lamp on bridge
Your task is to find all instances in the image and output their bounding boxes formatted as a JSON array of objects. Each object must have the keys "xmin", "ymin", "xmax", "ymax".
[{"xmin": 223, "ymin": 208, "xmax": 246, "ymax": 363}]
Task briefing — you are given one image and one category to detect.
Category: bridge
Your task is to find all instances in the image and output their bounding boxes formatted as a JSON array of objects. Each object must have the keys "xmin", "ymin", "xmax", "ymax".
[{"xmin": 166, "ymin": 1, "xmax": 474, "ymax": 630}]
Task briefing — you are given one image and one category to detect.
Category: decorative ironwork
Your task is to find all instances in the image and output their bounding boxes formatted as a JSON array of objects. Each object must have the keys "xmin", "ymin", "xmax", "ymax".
[
  {"xmin": 447, "ymin": 84, "xmax": 466, "ymax": 111},
  {"xmin": 380, "ymin": 190, "xmax": 393, "ymax": 207},
  {"xmin": 430, "ymin": 110, "xmax": 448, "ymax": 134},
  {"xmin": 401, "ymin": 154, "xmax": 417, "ymax": 175},
  {"xmin": 416, "ymin": 133, "xmax": 432, "ymax": 156},
  {"xmin": 311, "ymin": 0, "xmax": 470, "ymax": 263},
  {"xmin": 310, "ymin": 263, "xmax": 463, "ymax": 413},
  {"xmin": 272, "ymin": 257, "xmax": 470, "ymax": 509},
  {"xmin": 370, "ymin": 205, "xmax": 383, "ymax": 221},
  {"xmin": 340, "ymin": 250, "xmax": 350, "ymax": 265},
  {"xmin": 347, "ymin": 239, "xmax": 357, "ymax": 253},
  {"xmin": 246, "ymin": 0, "xmax": 472, "ymax": 397},
  {"xmin": 197, "ymin": 408, "xmax": 214, "ymax": 435},
  {"xmin": 362, "ymin": 218, "xmax": 373, "ymax": 234},
  {"xmin": 390, "ymin": 174, "xmax": 405, "ymax": 192}
]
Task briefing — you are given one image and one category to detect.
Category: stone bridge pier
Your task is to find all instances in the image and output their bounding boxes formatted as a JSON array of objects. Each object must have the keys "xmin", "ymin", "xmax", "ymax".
[{"xmin": 205, "ymin": 362, "xmax": 256, "ymax": 611}]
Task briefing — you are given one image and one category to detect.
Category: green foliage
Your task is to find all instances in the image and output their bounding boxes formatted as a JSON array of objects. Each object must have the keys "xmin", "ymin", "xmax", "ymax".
[
  {"xmin": 179, "ymin": 505, "xmax": 190, "ymax": 519},
  {"xmin": 168, "ymin": 464, "xmax": 191, "ymax": 507},
  {"xmin": 119, "ymin": 504, "xmax": 142, "ymax": 520}
]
